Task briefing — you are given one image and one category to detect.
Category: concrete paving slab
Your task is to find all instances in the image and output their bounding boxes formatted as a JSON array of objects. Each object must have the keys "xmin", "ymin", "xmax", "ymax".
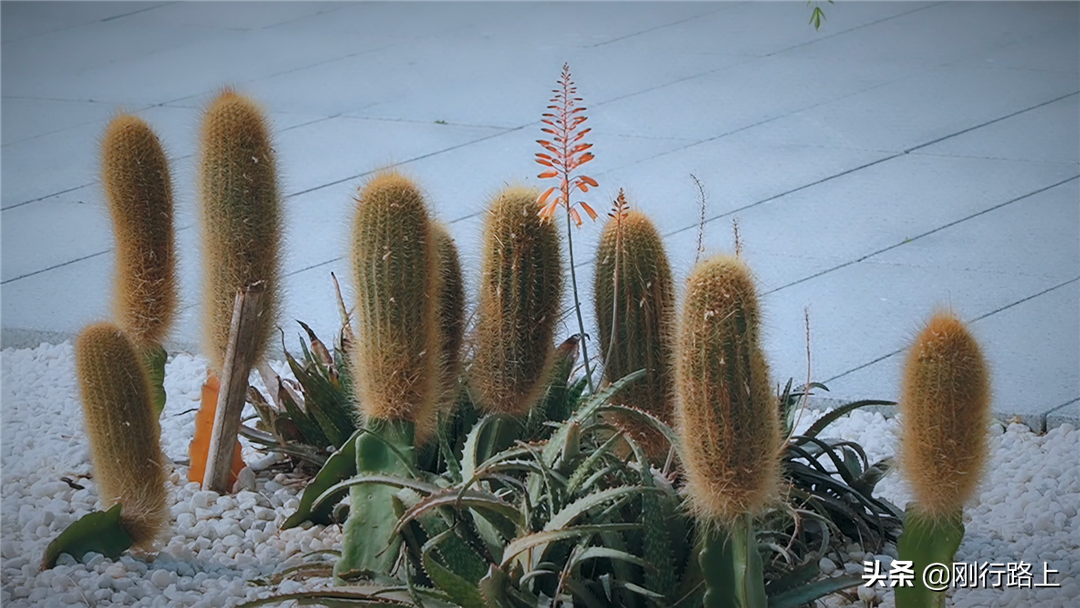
[
  {"xmin": 594, "ymin": 2, "xmax": 936, "ymax": 58},
  {"xmin": 592, "ymin": 52, "xmax": 921, "ymax": 141},
  {"xmin": 9, "ymin": 26, "xmax": 388, "ymax": 107},
  {"xmin": 770, "ymin": 65, "xmax": 1080, "ymax": 154},
  {"xmin": 2, "ymin": 21, "xmax": 231, "ymax": 100},
  {"xmin": 915, "ymin": 93, "xmax": 1079, "ymax": 164},
  {"xmin": 120, "ymin": 1, "xmax": 344, "ymax": 32},
  {"xmin": 443, "ymin": 2, "xmax": 720, "ymax": 48},
  {"xmin": 870, "ymin": 178, "xmax": 1079, "ymax": 283},
  {"xmin": 0, "ymin": 2, "xmax": 170, "ymax": 43},
  {"xmin": 1, "ymin": 98, "xmax": 123, "ymax": 147},
  {"xmin": 777, "ymin": 2, "xmax": 1072, "ymax": 68},
  {"xmin": 824, "ymin": 279, "xmax": 1079, "ymax": 431},
  {"xmin": 949, "ymin": 15, "xmax": 1079, "ymax": 74},
  {"xmin": 689, "ymin": 155, "xmax": 1079, "ymax": 293},
  {"xmin": 1047, "ymin": 400, "xmax": 1080, "ymax": 431},
  {"xmin": 354, "ymin": 42, "xmax": 748, "ymax": 128}
]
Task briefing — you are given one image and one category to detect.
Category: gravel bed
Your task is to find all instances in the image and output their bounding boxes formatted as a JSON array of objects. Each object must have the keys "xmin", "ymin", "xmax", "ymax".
[{"xmin": 2, "ymin": 341, "xmax": 1077, "ymax": 607}]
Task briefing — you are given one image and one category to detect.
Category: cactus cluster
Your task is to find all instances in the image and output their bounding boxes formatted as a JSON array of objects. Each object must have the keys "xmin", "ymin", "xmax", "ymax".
[
  {"xmin": 471, "ymin": 186, "xmax": 564, "ymax": 417},
  {"xmin": 75, "ymin": 322, "xmax": 168, "ymax": 548},
  {"xmin": 197, "ymin": 89, "xmax": 282, "ymax": 375}
]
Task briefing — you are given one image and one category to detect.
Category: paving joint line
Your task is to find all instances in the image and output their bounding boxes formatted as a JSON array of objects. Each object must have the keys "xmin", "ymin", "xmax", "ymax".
[
  {"xmin": 765, "ymin": 175, "xmax": 1079, "ymax": 296},
  {"xmin": 904, "ymin": 91, "xmax": 1079, "ymax": 154},
  {"xmin": 821, "ymin": 276, "xmax": 1080, "ymax": 386}
]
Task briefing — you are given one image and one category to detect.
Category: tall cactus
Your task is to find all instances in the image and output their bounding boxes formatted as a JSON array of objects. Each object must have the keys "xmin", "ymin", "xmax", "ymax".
[
  {"xmin": 676, "ymin": 254, "xmax": 780, "ymax": 608},
  {"xmin": 100, "ymin": 113, "xmax": 178, "ymax": 350},
  {"xmin": 675, "ymin": 254, "xmax": 780, "ymax": 522},
  {"xmin": 899, "ymin": 310, "xmax": 991, "ymax": 517},
  {"xmin": 338, "ymin": 172, "xmax": 437, "ymax": 578},
  {"xmin": 197, "ymin": 88, "xmax": 281, "ymax": 374},
  {"xmin": 350, "ymin": 171, "xmax": 441, "ymax": 435},
  {"xmin": 472, "ymin": 186, "xmax": 563, "ymax": 416},
  {"xmin": 593, "ymin": 199, "xmax": 674, "ymax": 458},
  {"xmin": 100, "ymin": 113, "xmax": 178, "ymax": 414},
  {"xmin": 432, "ymin": 221, "xmax": 466, "ymax": 415},
  {"xmin": 895, "ymin": 310, "xmax": 991, "ymax": 608},
  {"xmin": 75, "ymin": 322, "xmax": 168, "ymax": 548}
]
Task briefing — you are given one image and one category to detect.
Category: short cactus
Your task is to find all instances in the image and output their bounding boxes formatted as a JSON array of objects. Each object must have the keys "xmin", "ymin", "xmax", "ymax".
[
  {"xmin": 75, "ymin": 322, "xmax": 168, "ymax": 548},
  {"xmin": 472, "ymin": 186, "xmax": 563, "ymax": 416},
  {"xmin": 350, "ymin": 172, "xmax": 441, "ymax": 436},
  {"xmin": 197, "ymin": 88, "xmax": 281, "ymax": 374},
  {"xmin": 432, "ymin": 221, "xmax": 466, "ymax": 412},
  {"xmin": 593, "ymin": 201, "xmax": 675, "ymax": 457},
  {"xmin": 674, "ymin": 254, "xmax": 781, "ymax": 523},
  {"xmin": 100, "ymin": 113, "xmax": 178, "ymax": 351},
  {"xmin": 898, "ymin": 310, "xmax": 991, "ymax": 518}
]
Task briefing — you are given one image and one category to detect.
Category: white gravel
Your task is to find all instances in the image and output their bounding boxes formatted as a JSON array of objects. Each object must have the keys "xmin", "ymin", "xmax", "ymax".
[{"xmin": 2, "ymin": 341, "xmax": 1078, "ymax": 607}]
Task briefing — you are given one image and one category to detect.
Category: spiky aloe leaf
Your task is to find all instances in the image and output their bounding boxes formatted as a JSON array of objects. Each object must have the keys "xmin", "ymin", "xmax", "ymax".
[
  {"xmin": 419, "ymin": 521, "xmax": 489, "ymax": 586},
  {"xmin": 41, "ymin": 504, "xmax": 134, "ymax": 570},
  {"xmin": 797, "ymin": 399, "xmax": 895, "ymax": 441},
  {"xmin": 767, "ymin": 575, "xmax": 864, "ymax": 608},
  {"xmin": 421, "ymin": 530, "xmax": 487, "ymax": 608},
  {"xmin": 623, "ymin": 428, "xmax": 679, "ymax": 601},
  {"xmin": 283, "ymin": 428, "xmax": 362, "ymax": 529},
  {"xmin": 500, "ymin": 523, "xmax": 642, "ymax": 569}
]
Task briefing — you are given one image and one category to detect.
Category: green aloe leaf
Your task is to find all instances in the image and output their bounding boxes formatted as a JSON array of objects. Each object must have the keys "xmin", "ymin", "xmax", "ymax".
[
  {"xmin": 283, "ymin": 428, "xmax": 363, "ymax": 529},
  {"xmin": 421, "ymin": 530, "xmax": 488, "ymax": 608},
  {"xmin": 798, "ymin": 399, "xmax": 895, "ymax": 441},
  {"xmin": 41, "ymin": 504, "xmax": 134, "ymax": 570},
  {"xmin": 767, "ymin": 575, "xmax": 863, "ymax": 608},
  {"xmin": 500, "ymin": 523, "xmax": 642, "ymax": 569}
]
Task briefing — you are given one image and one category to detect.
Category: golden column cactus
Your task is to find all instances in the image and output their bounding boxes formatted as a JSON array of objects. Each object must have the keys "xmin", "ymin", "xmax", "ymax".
[
  {"xmin": 197, "ymin": 89, "xmax": 281, "ymax": 374},
  {"xmin": 898, "ymin": 310, "xmax": 991, "ymax": 518},
  {"xmin": 432, "ymin": 220, "xmax": 466, "ymax": 412},
  {"xmin": 674, "ymin": 254, "xmax": 781, "ymax": 523},
  {"xmin": 350, "ymin": 172, "xmax": 441, "ymax": 437},
  {"xmin": 75, "ymin": 322, "xmax": 168, "ymax": 548},
  {"xmin": 100, "ymin": 113, "xmax": 178, "ymax": 350},
  {"xmin": 472, "ymin": 186, "xmax": 563, "ymax": 417}
]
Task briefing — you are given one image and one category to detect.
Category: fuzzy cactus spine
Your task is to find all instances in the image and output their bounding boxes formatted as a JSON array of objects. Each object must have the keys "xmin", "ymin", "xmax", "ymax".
[
  {"xmin": 350, "ymin": 172, "xmax": 441, "ymax": 436},
  {"xmin": 472, "ymin": 186, "xmax": 563, "ymax": 416},
  {"xmin": 75, "ymin": 322, "xmax": 168, "ymax": 548},
  {"xmin": 593, "ymin": 201, "xmax": 675, "ymax": 458},
  {"xmin": 100, "ymin": 113, "xmax": 178, "ymax": 351},
  {"xmin": 197, "ymin": 88, "xmax": 281, "ymax": 375},
  {"xmin": 674, "ymin": 254, "xmax": 781, "ymax": 523}
]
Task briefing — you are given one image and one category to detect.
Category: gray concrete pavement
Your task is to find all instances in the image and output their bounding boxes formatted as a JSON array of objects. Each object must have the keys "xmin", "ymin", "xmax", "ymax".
[{"xmin": 2, "ymin": 2, "xmax": 1077, "ymax": 430}]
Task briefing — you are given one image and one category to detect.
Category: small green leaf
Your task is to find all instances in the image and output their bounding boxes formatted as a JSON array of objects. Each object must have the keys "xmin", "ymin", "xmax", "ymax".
[{"xmin": 41, "ymin": 504, "xmax": 134, "ymax": 570}]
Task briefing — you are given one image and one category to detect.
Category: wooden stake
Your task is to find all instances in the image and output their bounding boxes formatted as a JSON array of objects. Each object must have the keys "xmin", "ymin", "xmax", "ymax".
[{"xmin": 203, "ymin": 281, "xmax": 268, "ymax": 493}]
